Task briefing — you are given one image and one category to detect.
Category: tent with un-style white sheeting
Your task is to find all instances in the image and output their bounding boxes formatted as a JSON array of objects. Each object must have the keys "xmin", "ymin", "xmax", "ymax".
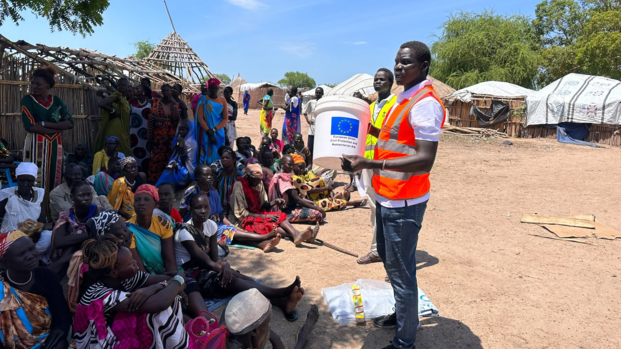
[
  {"xmin": 238, "ymin": 82, "xmax": 279, "ymax": 92},
  {"xmin": 326, "ymin": 73, "xmax": 375, "ymax": 97},
  {"xmin": 526, "ymin": 73, "xmax": 621, "ymax": 126},
  {"xmin": 448, "ymin": 81, "xmax": 536, "ymax": 103},
  {"xmin": 302, "ymin": 85, "xmax": 333, "ymax": 96}
]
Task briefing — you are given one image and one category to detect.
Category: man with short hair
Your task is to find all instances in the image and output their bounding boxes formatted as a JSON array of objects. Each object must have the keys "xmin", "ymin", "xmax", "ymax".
[
  {"xmin": 49, "ymin": 163, "xmax": 113, "ymax": 222},
  {"xmin": 303, "ymin": 87, "xmax": 324, "ymax": 167},
  {"xmin": 357, "ymin": 68, "xmax": 397, "ymax": 265},
  {"xmin": 342, "ymin": 41, "xmax": 445, "ymax": 349}
]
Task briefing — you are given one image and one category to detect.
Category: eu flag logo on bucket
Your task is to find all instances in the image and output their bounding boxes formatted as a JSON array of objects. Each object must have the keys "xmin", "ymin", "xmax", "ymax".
[{"xmin": 331, "ymin": 117, "xmax": 359, "ymax": 137}]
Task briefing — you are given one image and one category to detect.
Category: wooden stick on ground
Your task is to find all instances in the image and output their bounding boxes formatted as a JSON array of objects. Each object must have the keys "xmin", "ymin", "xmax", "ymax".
[
  {"xmin": 314, "ymin": 239, "xmax": 359, "ymax": 258},
  {"xmin": 294, "ymin": 305, "xmax": 319, "ymax": 349}
]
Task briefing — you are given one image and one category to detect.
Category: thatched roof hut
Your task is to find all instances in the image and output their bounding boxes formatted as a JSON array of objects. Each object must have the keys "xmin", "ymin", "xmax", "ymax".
[
  {"xmin": 229, "ymin": 74, "xmax": 247, "ymax": 89},
  {"xmin": 0, "ymin": 34, "xmax": 200, "ymax": 152},
  {"xmin": 367, "ymin": 75, "xmax": 455, "ymax": 102}
]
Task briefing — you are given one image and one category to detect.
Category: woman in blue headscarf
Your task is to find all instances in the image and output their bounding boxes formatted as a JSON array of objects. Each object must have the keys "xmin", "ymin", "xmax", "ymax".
[
  {"xmin": 195, "ymin": 78, "xmax": 228, "ymax": 165},
  {"xmin": 156, "ymin": 118, "xmax": 197, "ymax": 189}
]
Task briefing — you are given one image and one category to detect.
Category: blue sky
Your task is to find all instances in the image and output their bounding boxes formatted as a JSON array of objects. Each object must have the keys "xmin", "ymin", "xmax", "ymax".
[{"xmin": 1, "ymin": 0, "xmax": 542, "ymax": 85}]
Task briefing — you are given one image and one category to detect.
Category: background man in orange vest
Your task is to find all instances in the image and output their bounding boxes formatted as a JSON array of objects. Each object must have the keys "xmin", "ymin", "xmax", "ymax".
[{"xmin": 342, "ymin": 41, "xmax": 445, "ymax": 349}]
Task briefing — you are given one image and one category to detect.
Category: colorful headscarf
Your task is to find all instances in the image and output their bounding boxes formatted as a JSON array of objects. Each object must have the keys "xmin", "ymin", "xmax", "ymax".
[
  {"xmin": 86, "ymin": 210, "xmax": 121, "ymax": 236},
  {"xmin": 119, "ymin": 156, "xmax": 136, "ymax": 168},
  {"xmin": 0, "ymin": 230, "xmax": 28, "ymax": 259},
  {"xmin": 207, "ymin": 78, "xmax": 221, "ymax": 87},
  {"xmin": 291, "ymin": 154, "xmax": 305, "ymax": 165},
  {"xmin": 245, "ymin": 163, "xmax": 263, "ymax": 179},
  {"xmin": 105, "ymin": 136, "xmax": 119, "ymax": 144},
  {"xmin": 135, "ymin": 184, "xmax": 159, "ymax": 201}
]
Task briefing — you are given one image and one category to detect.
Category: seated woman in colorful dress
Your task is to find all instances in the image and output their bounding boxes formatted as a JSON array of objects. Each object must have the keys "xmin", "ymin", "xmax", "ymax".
[
  {"xmin": 92, "ymin": 136, "xmax": 125, "ymax": 175},
  {"xmin": 107, "ymin": 157, "xmax": 146, "ymax": 220},
  {"xmin": 179, "ymin": 165, "xmax": 281, "ymax": 252},
  {"xmin": 0, "ymin": 163, "xmax": 53, "ymax": 264},
  {"xmin": 74, "ymin": 234, "xmax": 201, "ymax": 349},
  {"xmin": 229, "ymin": 164, "xmax": 319, "ymax": 246},
  {"xmin": 0, "ymin": 231, "xmax": 72, "ymax": 349},
  {"xmin": 50, "ymin": 180, "xmax": 99, "ymax": 277},
  {"xmin": 174, "ymin": 193, "xmax": 304, "ymax": 321},
  {"xmin": 155, "ymin": 118, "xmax": 197, "ymax": 189},
  {"xmin": 126, "ymin": 184, "xmax": 177, "ymax": 274},
  {"xmin": 87, "ymin": 156, "xmax": 121, "ymax": 196},
  {"xmin": 268, "ymin": 155, "xmax": 327, "ymax": 224},
  {"xmin": 292, "ymin": 156, "xmax": 367, "ymax": 212},
  {"xmin": 66, "ymin": 142, "xmax": 93, "ymax": 178}
]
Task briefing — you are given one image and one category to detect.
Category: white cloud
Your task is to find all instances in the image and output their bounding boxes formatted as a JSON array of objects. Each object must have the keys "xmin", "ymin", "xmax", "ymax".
[
  {"xmin": 225, "ymin": 0, "xmax": 265, "ymax": 10},
  {"xmin": 279, "ymin": 42, "xmax": 315, "ymax": 58},
  {"xmin": 344, "ymin": 41, "xmax": 368, "ymax": 45}
]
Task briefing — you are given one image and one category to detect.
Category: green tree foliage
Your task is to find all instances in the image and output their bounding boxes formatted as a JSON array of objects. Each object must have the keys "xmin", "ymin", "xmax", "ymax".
[
  {"xmin": 535, "ymin": 0, "xmax": 621, "ymax": 84},
  {"xmin": 214, "ymin": 74, "xmax": 231, "ymax": 85},
  {"xmin": 0, "ymin": 0, "xmax": 109, "ymax": 36},
  {"xmin": 430, "ymin": 11, "xmax": 540, "ymax": 90},
  {"xmin": 133, "ymin": 40, "xmax": 155, "ymax": 59},
  {"xmin": 278, "ymin": 72, "xmax": 316, "ymax": 89}
]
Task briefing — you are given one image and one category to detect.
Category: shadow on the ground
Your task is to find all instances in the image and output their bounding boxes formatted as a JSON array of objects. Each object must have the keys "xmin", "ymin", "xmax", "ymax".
[
  {"xmin": 416, "ymin": 250, "xmax": 439, "ymax": 271},
  {"xmin": 356, "ymin": 317, "xmax": 483, "ymax": 349},
  {"xmin": 304, "ymin": 315, "xmax": 482, "ymax": 349}
]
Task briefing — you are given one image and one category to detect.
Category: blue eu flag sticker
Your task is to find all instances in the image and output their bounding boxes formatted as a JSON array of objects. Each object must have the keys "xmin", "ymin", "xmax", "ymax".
[{"xmin": 331, "ymin": 117, "xmax": 359, "ymax": 137}]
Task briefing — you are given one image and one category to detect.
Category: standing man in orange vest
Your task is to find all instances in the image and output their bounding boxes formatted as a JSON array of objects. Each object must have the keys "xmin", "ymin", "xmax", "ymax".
[{"xmin": 342, "ymin": 41, "xmax": 445, "ymax": 349}]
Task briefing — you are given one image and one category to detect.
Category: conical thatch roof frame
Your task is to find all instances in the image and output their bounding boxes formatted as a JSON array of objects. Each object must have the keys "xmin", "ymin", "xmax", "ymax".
[{"xmin": 143, "ymin": 31, "xmax": 215, "ymax": 87}]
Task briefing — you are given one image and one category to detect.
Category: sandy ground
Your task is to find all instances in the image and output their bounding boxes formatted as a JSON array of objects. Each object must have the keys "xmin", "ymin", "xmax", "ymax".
[{"xmin": 215, "ymin": 109, "xmax": 621, "ymax": 349}]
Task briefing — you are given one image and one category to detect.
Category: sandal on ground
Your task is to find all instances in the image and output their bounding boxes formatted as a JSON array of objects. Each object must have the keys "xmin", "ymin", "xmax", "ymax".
[
  {"xmin": 285, "ymin": 310, "xmax": 298, "ymax": 322},
  {"xmin": 357, "ymin": 251, "xmax": 381, "ymax": 265}
]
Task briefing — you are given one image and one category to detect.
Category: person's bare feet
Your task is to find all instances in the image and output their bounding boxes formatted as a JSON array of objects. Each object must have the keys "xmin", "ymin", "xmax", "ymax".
[
  {"xmin": 286, "ymin": 286, "xmax": 305, "ymax": 315},
  {"xmin": 258, "ymin": 233, "xmax": 281, "ymax": 252},
  {"xmin": 282, "ymin": 275, "xmax": 302, "ymax": 295},
  {"xmin": 305, "ymin": 223, "xmax": 320, "ymax": 243},
  {"xmin": 293, "ymin": 227, "xmax": 313, "ymax": 245}
]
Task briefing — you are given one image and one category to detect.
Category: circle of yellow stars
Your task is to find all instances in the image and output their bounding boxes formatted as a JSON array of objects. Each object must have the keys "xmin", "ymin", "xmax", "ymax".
[{"xmin": 338, "ymin": 119, "xmax": 353, "ymax": 135}]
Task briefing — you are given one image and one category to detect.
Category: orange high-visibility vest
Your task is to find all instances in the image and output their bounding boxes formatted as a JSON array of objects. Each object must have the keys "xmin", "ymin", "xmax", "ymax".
[{"xmin": 372, "ymin": 82, "xmax": 446, "ymax": 201}]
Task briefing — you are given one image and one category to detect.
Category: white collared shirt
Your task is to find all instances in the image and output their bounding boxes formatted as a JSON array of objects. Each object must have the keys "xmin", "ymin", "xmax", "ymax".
[
  {"xmin": 375, "ymin": 80, "xmax": 444, "ymax": 208},
  {"xmin": 372, "ymin": 94, "xmax": 395, "ymax": 123}
]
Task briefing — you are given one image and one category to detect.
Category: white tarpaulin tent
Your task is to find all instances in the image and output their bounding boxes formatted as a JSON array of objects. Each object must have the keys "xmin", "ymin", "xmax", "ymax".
[
  {"xmin": 448, "ymin": 81, "xmax": 535, "ymax": 103},
  {"xmin": 526, "ymin": 73, "xmax": 621, "ymax": 126},
  {"xmin": 326, "ymin": 73, "xmax": 375, "ymax": 97},
  {"xmin": 302, "ymin": 85, "xmax": 333, "ymax": 96},
  {"xmin": 238, "ymin": 82, "xmax": 279, "ymax": 92}
]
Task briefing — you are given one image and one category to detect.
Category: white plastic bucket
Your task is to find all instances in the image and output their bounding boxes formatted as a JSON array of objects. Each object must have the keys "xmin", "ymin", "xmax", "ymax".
[{"xmin": 313, "ymin": 96, "xmax": 370, "ymax": 170}]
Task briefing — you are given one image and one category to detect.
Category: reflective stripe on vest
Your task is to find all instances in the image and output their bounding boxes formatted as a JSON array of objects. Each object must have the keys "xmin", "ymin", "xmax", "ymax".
[
  {"xmin": 372, "ymin": 84, "xmax": 446, "ymax": 200},
  {"xmin": 364, "ymin": 95, "xmax": 397, "ymax": 160}
]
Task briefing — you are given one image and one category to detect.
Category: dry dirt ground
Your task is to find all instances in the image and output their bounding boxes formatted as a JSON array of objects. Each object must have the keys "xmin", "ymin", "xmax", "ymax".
[{"xmin": 215, "ymin": 109, "xmax": 621, "ymax": 349}]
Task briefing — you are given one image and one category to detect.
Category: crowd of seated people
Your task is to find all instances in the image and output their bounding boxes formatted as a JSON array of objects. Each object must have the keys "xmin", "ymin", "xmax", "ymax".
[{"xmin": 0, "ymin": 69, "xmax": 367, "ymax": 348}]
